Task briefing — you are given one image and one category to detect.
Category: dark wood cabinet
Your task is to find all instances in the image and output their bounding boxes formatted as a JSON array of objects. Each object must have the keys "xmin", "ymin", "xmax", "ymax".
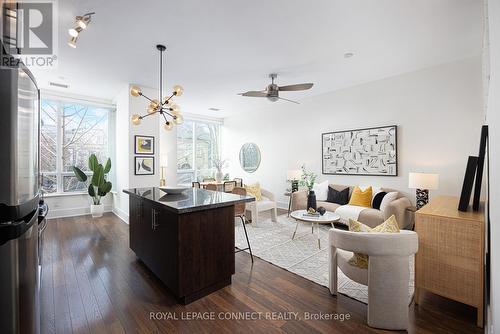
[{"xmin": 126, "ymin": 194, "xmax": 238, "ymax": 304}]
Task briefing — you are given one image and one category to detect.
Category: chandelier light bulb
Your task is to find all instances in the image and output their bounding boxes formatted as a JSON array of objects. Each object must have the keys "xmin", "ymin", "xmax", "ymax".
[
  {"xmin": 131, "ymin": 114, "xmax": 141, "ymax": 125},
  {"xmin": 147, "ymin": 106, "xmax": 155, "ymax": 114},
  {"xmin": 76, "ymin": 18, "xmax": 87, "ymax": 29},
  {"xmin": 130, "ymin": 86, "xmax": 142, "ymax": 97},
  {"xmin": 164, "ymin": 122, "xmax": 173, "ymax": 131},
  {"xmin": 173, "ymin": 85, "xmax": 184, "ymax": 96},
  {"xmin": 68, "ymin": 27, "xmax": 80, "ymax": 37},
  {"xmin": 149, "ymin": 99, "xmax": 160, "ymax": 110},
  {"xmin": 173, "ymin": 114, "xmax": 184, "ymax": 125},
  {"xmin": 170, "ymin": 104, "xmax": 180, "ymax": 115}
]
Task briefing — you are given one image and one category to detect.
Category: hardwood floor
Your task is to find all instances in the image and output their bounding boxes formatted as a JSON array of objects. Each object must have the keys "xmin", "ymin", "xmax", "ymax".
[{"xmin": 40, "ymin": 212, "xmax": 482, "ymax": 334}]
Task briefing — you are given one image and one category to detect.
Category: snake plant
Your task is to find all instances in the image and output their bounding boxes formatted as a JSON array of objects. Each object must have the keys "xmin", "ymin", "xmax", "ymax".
[{"xmin": 72, "ymin": 154, "xmax": 112, "ymax": 205}]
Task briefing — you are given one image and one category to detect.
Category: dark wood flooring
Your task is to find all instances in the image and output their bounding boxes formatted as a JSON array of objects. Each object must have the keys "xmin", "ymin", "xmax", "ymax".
[{"xmin": 40, "ymin": 212, "xmax": 482, "ymax": 334}]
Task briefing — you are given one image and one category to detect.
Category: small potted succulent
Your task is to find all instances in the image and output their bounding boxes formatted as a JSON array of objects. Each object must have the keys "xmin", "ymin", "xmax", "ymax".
[{"xmin": 72, "ymin": 154, "xmax": 112, "ymax": 218}]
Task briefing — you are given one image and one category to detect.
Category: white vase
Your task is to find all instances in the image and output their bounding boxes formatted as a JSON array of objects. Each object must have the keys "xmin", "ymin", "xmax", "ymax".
[
  {"xmin": 216, "ymin": 171, "xmax": 223, "ymax": 182},
  {"xmin": 90, "ymin": 204, "xmax": 104, "ymax": 218}
]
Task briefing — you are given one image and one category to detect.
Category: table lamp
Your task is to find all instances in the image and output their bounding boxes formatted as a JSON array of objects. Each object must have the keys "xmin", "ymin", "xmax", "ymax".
[
  {"xmin": 409, "ymin": 172, "xmax": 439, "ymax": 209},
  {"xmin": 160, "ymin": 154, "xmax": 168, "ymax": 186},
  {"xmin": 287, "ymin": 169, "xmax": 302, "ymax": 192}
]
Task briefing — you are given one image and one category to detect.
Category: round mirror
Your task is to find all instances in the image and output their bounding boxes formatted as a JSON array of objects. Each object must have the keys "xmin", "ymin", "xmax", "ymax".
[{"xmin": 239, "ymin": 143, "xmax": 261, "ymax": 173}]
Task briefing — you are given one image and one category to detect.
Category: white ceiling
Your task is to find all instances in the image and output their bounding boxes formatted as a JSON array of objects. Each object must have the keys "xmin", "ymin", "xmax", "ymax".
[{"xmin": 32, "ymin": 0, "xmax": 483, "ymax": 118}]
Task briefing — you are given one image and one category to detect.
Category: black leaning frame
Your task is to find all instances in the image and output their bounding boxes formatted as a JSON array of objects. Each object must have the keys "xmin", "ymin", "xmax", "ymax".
[
  {"xmin": 134, "ymin": 135, "xmax": 155, "ymax": 155},
  {"xmin": 321, "ymin": 125, "xmax": 398, "ymax": 176},
  {"xmin": 473, "ymin": 125, "xmax": 488, "ymax": 211},
  {"xmin": 134, "ymin": 156, "xmax": 155, "ymax": 176}
]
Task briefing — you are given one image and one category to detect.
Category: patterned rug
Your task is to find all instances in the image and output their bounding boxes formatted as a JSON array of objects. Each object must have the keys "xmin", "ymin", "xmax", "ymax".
[{"xmin": 235, "ymin": 215, "xmax": 414, "ymax": 304}]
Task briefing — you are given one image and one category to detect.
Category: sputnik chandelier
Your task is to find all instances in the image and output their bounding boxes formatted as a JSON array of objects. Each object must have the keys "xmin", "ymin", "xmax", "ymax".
[{"xmin": 130, "ymin": 44, "xmax": 184, "ymax": 131}]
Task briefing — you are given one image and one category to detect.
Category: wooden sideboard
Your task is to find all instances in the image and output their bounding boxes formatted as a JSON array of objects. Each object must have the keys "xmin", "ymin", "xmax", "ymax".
[{"xmin": 415, "ymin": 196, "xmax": 485, "ymax": 327}]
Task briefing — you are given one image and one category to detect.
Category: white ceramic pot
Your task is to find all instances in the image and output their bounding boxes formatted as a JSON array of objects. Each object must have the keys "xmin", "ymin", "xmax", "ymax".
[{"xmin": 90, "ymin": 204, "xmax": 104, "ymax": 218}]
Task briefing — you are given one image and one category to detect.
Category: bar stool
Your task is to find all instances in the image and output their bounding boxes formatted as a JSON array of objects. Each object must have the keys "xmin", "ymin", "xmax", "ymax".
[{"xmin": 232, "ymin": 187, "xmax": 253, "ymax": 263}]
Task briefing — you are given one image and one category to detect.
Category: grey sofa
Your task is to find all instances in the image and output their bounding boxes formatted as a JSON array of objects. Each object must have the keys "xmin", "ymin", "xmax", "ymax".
[{"xmin": 291, "ymin": 184, "xmax": 413, "ymax": 229}]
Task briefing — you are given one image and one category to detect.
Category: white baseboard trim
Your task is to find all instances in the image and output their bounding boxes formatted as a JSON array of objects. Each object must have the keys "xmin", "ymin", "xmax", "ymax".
[
  {"xmin": 112, "ymin": 206, "xmax": 129, "ymax": 224},
  {"xmin": 277, "ymin": 201, "xmax": 289, "ymax": 210},
  {"xmin": 47, "ymin": 204, "xmax": 113, "ymax": 219}
]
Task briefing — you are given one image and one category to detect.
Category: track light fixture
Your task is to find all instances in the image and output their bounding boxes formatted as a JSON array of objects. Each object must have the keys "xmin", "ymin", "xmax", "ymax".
[
  {"xmin": 130, "ymin": 45, "xmax": 184, "ymax": 131},
  {"xmin": 67, "ymin": 12, "xmax": 95, "ymax": 48}
]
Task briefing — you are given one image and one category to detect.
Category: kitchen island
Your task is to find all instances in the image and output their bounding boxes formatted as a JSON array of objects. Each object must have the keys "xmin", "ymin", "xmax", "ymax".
[{"xmin": 123, "ymin": 187, "xmax": 255, "ymax": 304}]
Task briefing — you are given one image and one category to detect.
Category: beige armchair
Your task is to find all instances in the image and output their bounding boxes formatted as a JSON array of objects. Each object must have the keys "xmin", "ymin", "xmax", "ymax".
[
  {"xmin": 329, "ymin": 228, "xmax": 418, "ymax": 330},
  {"xmin": 246, "ymin": 188, "xmax": 277, "ymax": 225}
]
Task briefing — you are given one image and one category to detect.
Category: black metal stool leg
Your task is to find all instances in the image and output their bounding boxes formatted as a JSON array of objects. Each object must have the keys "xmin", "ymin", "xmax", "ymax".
[{"xmin": 240, "ymin": 216, "xmax": 253, "ymax": 263}]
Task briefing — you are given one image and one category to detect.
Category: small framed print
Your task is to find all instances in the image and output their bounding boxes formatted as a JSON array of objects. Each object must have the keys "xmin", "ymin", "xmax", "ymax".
[
  {"xmin": 135, "ymin": 156, "xmax": 155, "ymax": 175},
  {"xmin": 135, "ymin": 135, "xmax": 155, "ymax": 155}
]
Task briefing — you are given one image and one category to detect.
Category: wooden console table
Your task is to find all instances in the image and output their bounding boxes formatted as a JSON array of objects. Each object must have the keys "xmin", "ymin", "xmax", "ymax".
[{"xmin": 415, "ymin": 196, "xmax": 484, "ymax": 327}]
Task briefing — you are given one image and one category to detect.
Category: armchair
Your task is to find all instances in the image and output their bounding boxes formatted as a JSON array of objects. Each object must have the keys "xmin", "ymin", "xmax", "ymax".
[
  {"xmin": 246, "ymin": 188, "xmax": 278, "ymax": 225},
  {"xmin": 329, "ymin": 228, "xmax": 418, "ymax": 330}
]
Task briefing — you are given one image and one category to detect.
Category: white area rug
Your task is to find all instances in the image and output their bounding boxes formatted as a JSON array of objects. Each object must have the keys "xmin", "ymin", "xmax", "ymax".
[{"xmin": 235, "ymin": 216, "xmax": 414, "ymax": 304}]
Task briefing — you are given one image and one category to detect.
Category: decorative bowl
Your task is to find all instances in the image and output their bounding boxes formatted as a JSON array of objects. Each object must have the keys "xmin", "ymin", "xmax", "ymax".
[{"xmin": 159, "ymin": 186, "xmax": 189, "ymax": 194}]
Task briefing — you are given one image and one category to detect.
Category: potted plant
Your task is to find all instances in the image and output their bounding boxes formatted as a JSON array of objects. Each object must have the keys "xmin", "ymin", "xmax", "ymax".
[
  {"xmin": 300, "ymin": 164, "xmax": 317, "ymax": 212},
  {"xmin": 213, "ymin": 158, "xmax": 228, "ymax": 182},
  {"xmin": 72, "ymin": 154, "xmax": 112, "ymax": 218}
]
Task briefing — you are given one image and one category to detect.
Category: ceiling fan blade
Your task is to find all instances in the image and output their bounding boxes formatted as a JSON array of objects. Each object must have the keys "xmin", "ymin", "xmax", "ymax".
[
  {"xmin": 277, "ymin": 97, "xmax": 300, "ymax": 104},
  {"xmin": 239, "ymin": 91, "xmax": 268, "ymax": 97},
  {"xmin": 278, "ymin": 83, "xmax": 314, "ymax": 91}
]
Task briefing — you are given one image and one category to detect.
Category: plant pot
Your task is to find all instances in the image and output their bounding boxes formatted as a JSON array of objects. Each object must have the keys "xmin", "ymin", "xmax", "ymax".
[
  {"xmin": 216, "ymin": 171, "xmax": 224, "ymax": 182},
  {"xmin": 307, "ymin": 190, "xmax": 317, "ymax": 211},
  {"xmin": 90, "ymin": 204, "xmax": 104, "ymax": 218}
]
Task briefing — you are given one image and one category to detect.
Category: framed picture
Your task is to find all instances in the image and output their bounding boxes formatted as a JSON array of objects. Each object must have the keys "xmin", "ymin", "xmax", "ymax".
[
  {"xmin": 135, "ymin": 135, "xmax": 155, "ymax": 155},
  {"xmin": 322, "ymin": 125, "xmax": 397, "ymax": 176},
  {"xmin": 135, "ymin": 156, "xmax": 155, "ymax": 175}
]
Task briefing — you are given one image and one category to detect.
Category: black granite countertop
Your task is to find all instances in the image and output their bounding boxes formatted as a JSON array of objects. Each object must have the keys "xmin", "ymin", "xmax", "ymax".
[{"xmin": 123, "ymin": 187, "xmax": 255, "ymax": 214}]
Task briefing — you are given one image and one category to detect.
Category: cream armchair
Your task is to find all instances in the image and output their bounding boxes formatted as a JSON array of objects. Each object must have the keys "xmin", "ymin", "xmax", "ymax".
[
  {"xmin": 246, "ymin": 188, "xmax": 277, "ymax": 225},
  {"xmin": 329, "ymin": 228, "xmax": 418, "ymax": 330}
]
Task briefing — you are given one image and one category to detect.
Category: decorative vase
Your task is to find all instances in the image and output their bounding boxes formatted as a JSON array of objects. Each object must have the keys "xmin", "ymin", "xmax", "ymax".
[
  {"xmin": 216, "ymin": 171, "xmax": 224, "ymax": 182},
  {"xmin": 90, "ymin": 204, "xmax": 104, "ymax": 218},
  {"xmin": 307, "ymin": 190, "xmax": 317, "ymax": 211}
]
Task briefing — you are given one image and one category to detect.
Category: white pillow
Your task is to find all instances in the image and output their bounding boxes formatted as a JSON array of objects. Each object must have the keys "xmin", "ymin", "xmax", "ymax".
[
  {"xmin": 379, "ymin": 191, "xmax": 399, "ymax": 212},
  {"xmin": 312, "ymin": 180, "xmax": 329, "ymax": 201}
]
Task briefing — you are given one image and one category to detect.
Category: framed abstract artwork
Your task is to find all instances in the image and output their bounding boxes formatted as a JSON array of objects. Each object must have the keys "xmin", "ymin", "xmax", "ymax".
[
  {"xmin": 322, "ymin": 125, "xmax": 397, "ymax": 176},
  {"xmin": 135, "ymin": 156, "xmax": 155, "ymax": 175},
  {"xmin": 134, "ymin": 135, "xmax": 155, "ymax": 155}
]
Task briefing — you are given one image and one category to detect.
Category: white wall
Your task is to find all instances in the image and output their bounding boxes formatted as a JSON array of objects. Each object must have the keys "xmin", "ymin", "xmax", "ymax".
[
  {"xmin": 223, "ymin": 57, "xmax": 484, "ymax": 208},
  {"xmin": 45, "ymin": 194, "xmax": 112, "ymax": 219},
  {"xmin": 486, "ymin": 0, "xmax": 500, "ymax": 331},
  {"xmin": 112, "ymin": 85, "xmax": 178, "ymax": 222}
]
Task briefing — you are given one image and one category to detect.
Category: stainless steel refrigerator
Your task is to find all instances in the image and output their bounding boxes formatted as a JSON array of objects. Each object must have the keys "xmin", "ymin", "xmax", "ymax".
[{"xmin": 0, "ymin": 49, "xmax": 41, "ymax": 334}]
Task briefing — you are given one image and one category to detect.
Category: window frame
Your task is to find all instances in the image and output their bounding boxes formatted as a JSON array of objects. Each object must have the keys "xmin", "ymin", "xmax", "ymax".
[
  {"xmin": 176, "ymin": 118, "xmax": 222, "ymax": 184},
  {"xmin": 40, "ymin": 93, "xmax": 116, "ymax": 195}
]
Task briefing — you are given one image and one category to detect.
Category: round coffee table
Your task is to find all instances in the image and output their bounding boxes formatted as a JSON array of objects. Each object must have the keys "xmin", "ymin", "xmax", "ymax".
[{"xmin": 290, "ymin": 210, "xmax": 341, "ymax": 249}]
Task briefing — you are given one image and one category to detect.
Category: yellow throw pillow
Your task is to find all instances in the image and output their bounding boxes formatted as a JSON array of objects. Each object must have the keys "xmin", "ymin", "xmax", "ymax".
[
  {"xmin": 347, "ymin": 215, "xmax": 400, "ymax": 269},
  {"xmin": 348, "ymin": 186, "xmax": 373, "ymax": 207},
  {"xmin": 245, "ymin": 183, "xmax": 262, "ymax": 201}
]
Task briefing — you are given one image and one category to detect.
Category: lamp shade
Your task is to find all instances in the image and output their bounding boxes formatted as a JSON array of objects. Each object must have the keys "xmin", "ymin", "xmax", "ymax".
[
  {"xmin": 287, "ymin": 169, "xmax": 302, "ymax": 181},
  {"xmin": 160, "ymin": 154, "xmax": 168, "ymax": 167},
  {"xmin": 409, "ymin": 172, "xmax": 439, "ymax": 190}
]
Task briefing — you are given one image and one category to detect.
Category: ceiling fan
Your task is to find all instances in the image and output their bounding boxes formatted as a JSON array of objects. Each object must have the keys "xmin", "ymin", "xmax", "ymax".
[{"xmin": 238, "ymin": 73, "xmax": 313, "ymax": 104}]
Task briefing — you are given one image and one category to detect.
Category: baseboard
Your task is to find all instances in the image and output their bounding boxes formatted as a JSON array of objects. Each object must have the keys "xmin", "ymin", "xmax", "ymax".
[
  {"xmin": 47, "ymin": 204, "xmax": 113, "ymax": 219},
  {"xmin": 112, "ymin": 206, "xmax": 129, "ymax": 224},
  {"xmin": 277, "ymin": 201, "xmax": 289, "ymax": 210}
]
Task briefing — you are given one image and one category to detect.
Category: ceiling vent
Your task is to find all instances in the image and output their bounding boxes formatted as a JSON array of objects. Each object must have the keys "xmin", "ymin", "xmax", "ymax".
[
  {"xmin": 208, "ymin": 108, "xmax": 220, "ymax": 112},
  {"xmin": 49, "ymin": 81, "xmax": 69, "ymax": 89}
]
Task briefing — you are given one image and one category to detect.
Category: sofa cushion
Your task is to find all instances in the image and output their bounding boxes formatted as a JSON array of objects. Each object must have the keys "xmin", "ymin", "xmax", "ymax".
[
  {"xmin": 380, "ymin": 191, "xmax": 399, "ymax": 212},
  {"xmin": 245, "ymin": 183, "xmax": 262, "ymax": 201},
  {"xmin": 349, "ymin": 186, "xmax": 373, "ymax": 207},
  {"xmin": 327, "ymin": 186, "xmax": 349, "ymax": 205},
  {"xmin": 317, "ymin": 201, "xmax": 340, "ymax": 213},
  {"xmin": 313, "ymin": 180, "xmax": 329, "ymax": 201},
  {"xmin": 372, "ymin": 191, "xmax": 387, "ymax": 210},
  {"xmin": 358, "ymin": 209, "xmax": 385, "ymax": 228}
]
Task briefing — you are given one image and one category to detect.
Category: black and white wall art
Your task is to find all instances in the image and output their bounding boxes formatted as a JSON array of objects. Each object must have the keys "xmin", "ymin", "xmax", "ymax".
[{"xmin": 322, "ymin": 125, "xmax": 397, "ymax": 176}]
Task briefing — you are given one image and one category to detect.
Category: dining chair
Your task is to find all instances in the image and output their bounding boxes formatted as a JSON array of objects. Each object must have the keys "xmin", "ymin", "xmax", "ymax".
[
  {"xmin": 192, "ymin": 181, "xmax": 200, "ymax": 188},
  {"xmin": 203, "ymin": 177, "xmax": 216, "ymax": 182},
  {"xmin": 234, "ymin": 178, "xmax": 243, "ymax": 187},
  {"xmin": 232, "ymin": 187, "xmax": 253, "ymax": 263},
  {"xmin": 224, "ymin": 181, "xmax": 237, "ymax": 193},
  {"xmin": 205, "ymin": 184, "xmax": 218, "ymax": 191}
]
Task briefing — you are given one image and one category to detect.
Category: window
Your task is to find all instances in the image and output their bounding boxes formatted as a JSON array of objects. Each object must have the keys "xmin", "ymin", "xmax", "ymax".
[
  {"xmin": 40, "ymin": 97, "xmax": 115, "ymax": 194},
  {"xmin": 177, "ymin": 119, "xmax": 220, "ymax": 184}
]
